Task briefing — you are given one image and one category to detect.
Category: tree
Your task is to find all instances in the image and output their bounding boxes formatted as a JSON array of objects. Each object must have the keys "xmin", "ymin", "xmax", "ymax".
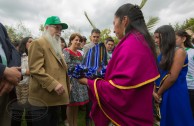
[
  {"xmin": 39, "ymin": 24, "xmax": 44, "ymax": 32},
  {"xmin": 5, "ymin": 22, "xmax": 32, "ymax": 43},
  {"xmin": 100, "ymin": 29, "xmax": 111, "ymax": 42},
  {"xmin": 172, "ymin": 18, "xmax": 194, "ymax": 32},
  {"xmin": 182, "ymin": 18, "xmax": 194, "ymax": 31},
  {"xmin": 4, "ymin": 25, "xmax": 18, "ymax": 43},
  {"xmin": 173, "ymin": 23, "xmax": 182, "ymax": 31}
]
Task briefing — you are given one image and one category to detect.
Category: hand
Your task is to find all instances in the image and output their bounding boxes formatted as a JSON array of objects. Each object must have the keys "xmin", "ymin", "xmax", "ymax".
[
  {"xmin": 153, "ymin": 92, "xmax": 162, "ymax": 103},
  {"xmin": 3, "ymin": 67, "xmax": 21, "ymax": 85},
  {"xmin": 0, "ymin": 80, "xmax": 14, "ymax": 96},
  {"xmin": 78, "ymin": 78, "xmax": 88, "ymax": 85},
  {"xmin": 54, "ymin": 83, "xmax": 65, "ymax": 95}
]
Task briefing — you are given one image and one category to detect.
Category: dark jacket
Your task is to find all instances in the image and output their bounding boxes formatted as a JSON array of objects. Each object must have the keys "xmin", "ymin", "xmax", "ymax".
[{"xmin": 0, "ymin": 23, "xmax": 21, "ymax": 77}]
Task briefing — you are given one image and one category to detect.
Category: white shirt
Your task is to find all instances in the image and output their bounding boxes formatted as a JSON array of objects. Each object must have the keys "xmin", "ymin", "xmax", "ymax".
[
  {"xmin": 0, "ymin": 42, "xmax": 7, "ymax": 66},
  {"xmin": 19, "ymin": 53, "xmax": 30, "ymax": 85},
  {"xmin": 186, "ymin": 48, "xmax": 194, "ymax": 89}
]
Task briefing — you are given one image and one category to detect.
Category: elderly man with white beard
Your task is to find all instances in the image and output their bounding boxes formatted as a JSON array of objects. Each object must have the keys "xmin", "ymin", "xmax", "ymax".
[{"xmin": 28, "ymin": 16, "xmax": 70, "ymax": 126}]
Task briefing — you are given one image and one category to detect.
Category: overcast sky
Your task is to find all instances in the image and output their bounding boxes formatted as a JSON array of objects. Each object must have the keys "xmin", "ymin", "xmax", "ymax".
[{"xmin": 0, "ymin": 0, "xmax": 194, "ymax": 39}]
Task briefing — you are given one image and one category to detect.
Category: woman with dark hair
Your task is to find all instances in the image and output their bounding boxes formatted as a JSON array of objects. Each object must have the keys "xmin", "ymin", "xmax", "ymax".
[
  {"xmin": 12, "ymin": 40, "xmax": 20, "ymax": 51},
  {"xmin": 11, "ymin": 37, "xmax": 33, "ymax": 126},
  {"xmin": 63, "ymin": 33, "xmax": 89, "ymax": 126},
  {"xmin": 176, "ymin": 30, "xmax": 194, "ymax": 118},
  {"xmin": 176, "ymin": 30, "xmax": 193, "ymax": 48},
  {"xmin": 78, "ymin": 3, "xmax": 159, "ymax": 125},
  {"xmin": 60, "ymin": 37, "xmax": 67, "ymax": 51},
  {"xmin": 18, "ymin": 37, "xmax": 33, "ymax": 56},
  {"xmin": 153, "ymin": 26, "xmax": 194, "ymax": 126}
]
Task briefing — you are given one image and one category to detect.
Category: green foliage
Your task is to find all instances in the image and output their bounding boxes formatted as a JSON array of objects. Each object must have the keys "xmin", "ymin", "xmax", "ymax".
[
  {"xmin": 147, "ymin": 17, "xmax": 159, "ymax": 31},
  {"xmin": 99, "ymin": 28, "xmax": 119, "ymax": 45},
  {"xmin": 5, "ymin": 22, "xmax": 31, "ymax": 43},
  {"xmin": 100, "ymin": 28, "xmax": 111, "ymax": 42},
  {"xmin": 4, "ymin": 25, "xmax": 19, "ymax": 43},
  {"xmin": 182, "ymin": 18, "xmax": 194, "ymax": 31},
  {"xmin": 39, "ymin": 24, "xmax": 44, "ymax": 32},
  {"xmin": 173, "ymin": 18, "xmax": 194, "ymax": 32},
  {"xmin": 139, "ymin": 0, "xmax": 147, "ymax": 9},
  {"xmin": 173, "ymin": 22, "xmax": 182, "ymax": 31}
]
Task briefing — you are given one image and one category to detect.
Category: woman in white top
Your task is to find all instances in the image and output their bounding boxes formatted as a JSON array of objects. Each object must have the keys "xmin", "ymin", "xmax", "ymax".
[
  {"xmin": 11, "ymin": 37, "xmax": 33, "ymax": 126},
  {"xmin": 176, "ymin": 30, "xmax": 194, "ymax": 118}
]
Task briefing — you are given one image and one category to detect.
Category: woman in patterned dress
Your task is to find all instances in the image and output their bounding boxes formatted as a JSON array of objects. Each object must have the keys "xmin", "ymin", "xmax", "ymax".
[
  {"xmin": 11, "ymin": 37, "xmax": 33, "ymax": 126},
  {"xmin": 63, "ymin": 33, "xmax": 89, "ymax": 126}
]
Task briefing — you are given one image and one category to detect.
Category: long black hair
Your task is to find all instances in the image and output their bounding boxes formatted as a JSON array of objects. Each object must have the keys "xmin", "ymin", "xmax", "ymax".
[
  {"xmin": 176, "ymin": 30, "xmax": 193, "ymax": 48},
  {"xmin": 19, "ymin": 37, "xmax": 32, "ymax": 56},
  {"xmin": 155, "ymin": 25, "xmax": 175, "ymax": 71},
  {"xmin": 115, "ymin": 3, "xmax": 157, "ymax": 60}
]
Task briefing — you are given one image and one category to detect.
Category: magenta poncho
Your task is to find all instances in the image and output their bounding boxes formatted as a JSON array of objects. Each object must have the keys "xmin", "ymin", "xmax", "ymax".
[{"xmin": 88, "ymin": 31, "xmax": 160, "ymax": 126}]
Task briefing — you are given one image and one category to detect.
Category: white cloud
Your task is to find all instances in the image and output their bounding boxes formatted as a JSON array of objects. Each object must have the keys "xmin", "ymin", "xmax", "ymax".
[{"xmin": 0, "ymin": 0, "xmax": 193, "ymax": 39}]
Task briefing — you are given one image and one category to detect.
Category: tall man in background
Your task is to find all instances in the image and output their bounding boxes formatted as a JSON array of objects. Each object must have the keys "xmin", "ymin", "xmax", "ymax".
[
  {"xmin": 83, "ymin": 28, "xmax": 101, "ymax": 56},
  {"xmin": 82, "ymin": 28, "xmax": 101, "ymax": 126}
]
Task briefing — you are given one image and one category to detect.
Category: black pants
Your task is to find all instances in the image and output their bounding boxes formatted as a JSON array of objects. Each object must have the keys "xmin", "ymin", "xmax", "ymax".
[
  {"xmin": 60, "ymin": 105, "xmax": 67, "ymax": 121},
  {"xmin": 11, "ymin": 102, "xmax": 32, "ymax": 126},
  {"xmin": 31, "ymin": 106, "xmax": 60, "ymax": 126},
  {"xmin": 188, "ymin": 89, "xmax": 194, "ymax": 118}
]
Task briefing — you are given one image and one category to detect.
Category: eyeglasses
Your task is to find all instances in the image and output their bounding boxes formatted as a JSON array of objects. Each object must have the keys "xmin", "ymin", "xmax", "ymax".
[{"xmin": 50, "ymin": 25, "xmax": 63, "ymax": 32}]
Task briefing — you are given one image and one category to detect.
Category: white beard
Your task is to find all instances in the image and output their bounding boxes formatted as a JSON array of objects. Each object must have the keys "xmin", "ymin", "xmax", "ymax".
[{"xmin": 43, "ymin": 30, "xmax": 62, "ymax": 57}]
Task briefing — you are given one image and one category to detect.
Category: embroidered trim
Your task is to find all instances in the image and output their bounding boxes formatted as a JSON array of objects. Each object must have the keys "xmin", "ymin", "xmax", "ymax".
[
  {"xmin": 155, "ymin": 74, "xmax": 169, "ymax": 88},
  {"xmin": 109, "ymin": 75, "xmax": 160, "ymax": 89},
  {"xmin": 94, "ymin": 78, "xmax": 120, "ymax": 126}
]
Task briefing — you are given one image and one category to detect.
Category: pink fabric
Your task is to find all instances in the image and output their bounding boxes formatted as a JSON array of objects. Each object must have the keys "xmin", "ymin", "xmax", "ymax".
[{"xmin": 88, "ymin": 31, "xmax": 159, "ymax": 126}]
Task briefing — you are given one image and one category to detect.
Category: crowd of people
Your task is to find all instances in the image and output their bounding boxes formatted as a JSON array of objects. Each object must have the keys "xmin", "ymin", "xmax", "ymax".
[{"xmin": 0, "ymin": 2, "xmax": 194, "ymax": 126}]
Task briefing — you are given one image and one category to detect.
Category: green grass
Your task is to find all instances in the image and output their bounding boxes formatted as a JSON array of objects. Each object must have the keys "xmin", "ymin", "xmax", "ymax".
[{"xmin": 77, "ymin": 107, "xmax": 86, "ymax": 126}]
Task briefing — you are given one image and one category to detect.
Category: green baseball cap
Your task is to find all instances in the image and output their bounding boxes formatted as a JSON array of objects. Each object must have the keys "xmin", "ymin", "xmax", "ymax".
[{"xmin": 44, "ymin": 16, "xmax": 68, "ymax": 30}]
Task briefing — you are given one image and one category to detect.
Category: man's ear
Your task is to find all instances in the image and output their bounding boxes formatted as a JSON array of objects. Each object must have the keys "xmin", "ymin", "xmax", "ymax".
[{"xmin": 45, "ymin": 25, "xmax": 49, "ymax": 30}]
